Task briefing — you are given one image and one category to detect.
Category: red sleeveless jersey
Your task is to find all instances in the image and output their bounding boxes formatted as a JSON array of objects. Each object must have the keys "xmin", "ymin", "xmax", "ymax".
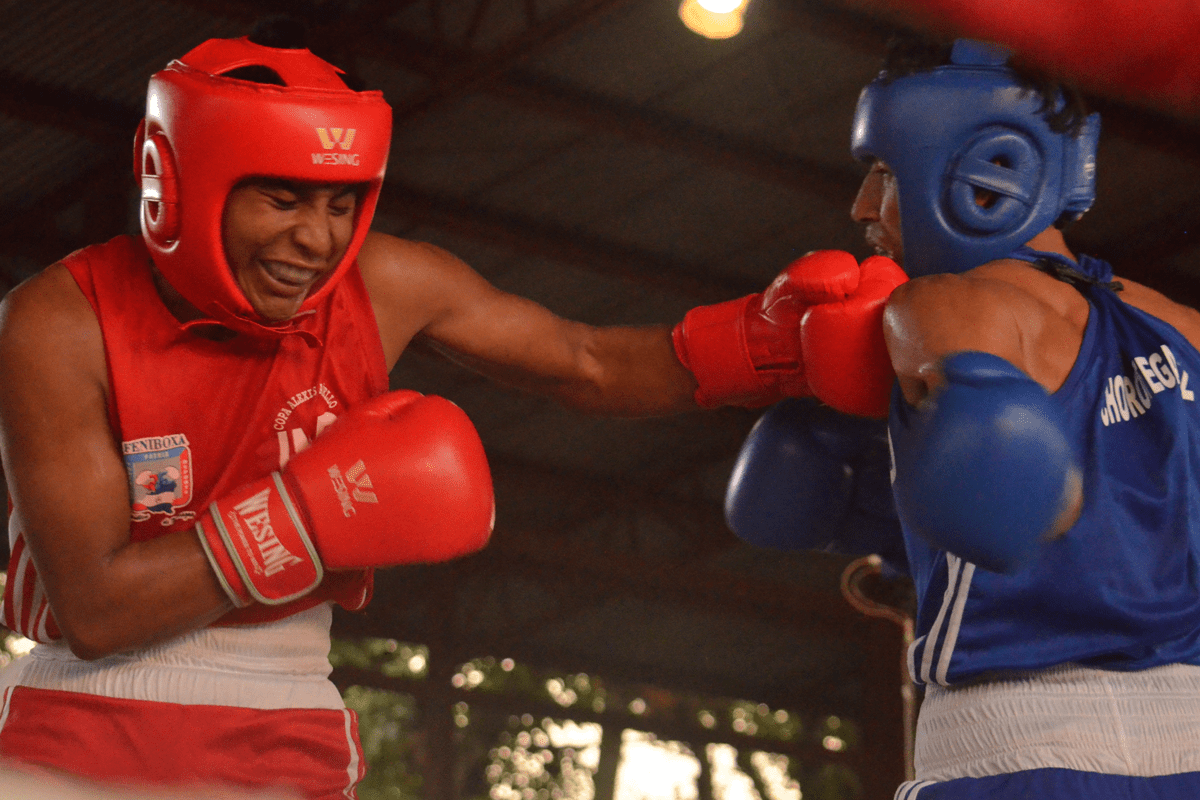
[{"xmin": 3, "ymin": 235, "xmax": 390, "ymax": 639}]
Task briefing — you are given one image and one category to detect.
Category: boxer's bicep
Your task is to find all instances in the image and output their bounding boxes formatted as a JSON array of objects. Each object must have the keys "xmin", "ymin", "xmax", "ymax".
[
  {"xmin": 367, "ymin": 238, "xmax": 595, "ymax": 388},
  {"xmin": 428, "ymin": 287, "xmax": 589, "ymax": 382},
  {"xmin": 361, "ymin": 233, "xmax": 691, "ymax": 413},
  {"xmin": 358, "ymin": 232, "xmax": 581, "ymax": 377}
]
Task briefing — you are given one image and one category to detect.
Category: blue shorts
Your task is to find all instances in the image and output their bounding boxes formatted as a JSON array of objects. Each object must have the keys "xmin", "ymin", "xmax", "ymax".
[{"xmin": 896, "ymin": 769, "xmax": 1200, "ymax": 799}]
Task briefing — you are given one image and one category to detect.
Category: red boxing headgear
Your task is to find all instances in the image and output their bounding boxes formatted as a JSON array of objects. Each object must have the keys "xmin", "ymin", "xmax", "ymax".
[{"xmin": 136, "ymin": 37, "xmax": 392, "ymax": 335}]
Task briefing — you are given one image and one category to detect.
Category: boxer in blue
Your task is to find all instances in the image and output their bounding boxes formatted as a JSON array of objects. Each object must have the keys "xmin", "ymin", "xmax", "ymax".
[{"xmin": 729, "ymin": 36, "xmax": 1200, "ymax": 799}]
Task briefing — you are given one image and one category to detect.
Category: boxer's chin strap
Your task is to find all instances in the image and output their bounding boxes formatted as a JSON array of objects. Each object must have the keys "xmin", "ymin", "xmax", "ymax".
[
  {"xmin": 1009, "ymin": 246, "xmax": 1124, "ymax": 294},
  {"xmin": 180, "ymin": 309, "xmax": 323, "ymax": 347},
  {"xmin": 1030, "ymin": 258, "xmax": 1125, "ymax": 294}
]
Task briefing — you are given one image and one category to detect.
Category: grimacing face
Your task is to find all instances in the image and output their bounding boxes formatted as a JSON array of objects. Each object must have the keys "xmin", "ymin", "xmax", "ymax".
[
  {"xmin": 221, "ymin": 178, "xmax": 359, "ymax": 322},
  {"xmin": 851, "ymin": 160, "xmax": 903, "ymax": 267}
]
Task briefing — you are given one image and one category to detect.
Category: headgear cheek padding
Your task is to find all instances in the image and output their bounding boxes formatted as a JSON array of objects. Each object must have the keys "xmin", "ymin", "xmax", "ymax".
[
  {"xmin": 850, "ymin": 40, "xmax": 1100, "ymax": 277},
  {"xmin": 137, "ymin": 37, "xmax": 393, "ymax": 334}
]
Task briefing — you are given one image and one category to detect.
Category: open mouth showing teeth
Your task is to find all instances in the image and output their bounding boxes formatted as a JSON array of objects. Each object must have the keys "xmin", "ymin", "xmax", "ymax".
[
  {"xmin": 865, "ymin": 235, "xmax": 892, "ymax": 259},
  {"xmin": 261, "ymin": 261, "xmax": 317, "ymax": 292}
]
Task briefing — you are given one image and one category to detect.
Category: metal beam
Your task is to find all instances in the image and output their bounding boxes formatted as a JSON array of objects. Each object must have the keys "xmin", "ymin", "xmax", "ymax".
[
  {"xmin": 0, "ymin": 159, "xmax": 133, "ymax": 271},
  {"xmin": 377, "ymin": 183, "xmax": 756, "ymax": 301},
  {"xmin": 387, "ymin": 0, "xmax": 642, "ymax": 122},
  {"xmin": 0, "ymin": 71, "xmax": 139, "ymax": 144},
  {"xmin": 494, "ymin": 69, "xmax": 864, "ymax": 199}
]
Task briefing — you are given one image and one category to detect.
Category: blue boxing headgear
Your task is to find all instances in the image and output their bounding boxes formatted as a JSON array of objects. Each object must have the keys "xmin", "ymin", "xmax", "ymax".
[{"xmin": 850, "ymin": 40, "xmax": 1100, "ymax": 277}]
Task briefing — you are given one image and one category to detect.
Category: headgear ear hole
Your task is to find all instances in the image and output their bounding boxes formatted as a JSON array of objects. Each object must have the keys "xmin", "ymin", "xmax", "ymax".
[
  {"xmin": 974, "ymin": 187, "xmax": 998, "ymax": 209},
  {"xmin": 946, "ymin": 129, "xmax": 1043, "ymax": 235},
  {"xmin": 140, "ymin": 132, "xmax": 180, "ymax": 245}
]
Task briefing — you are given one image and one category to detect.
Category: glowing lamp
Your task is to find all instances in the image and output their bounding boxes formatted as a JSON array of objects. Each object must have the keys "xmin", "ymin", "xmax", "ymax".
[{"xmin": 679, "ymin": 0, "xmax": 749, "ymax": 39}]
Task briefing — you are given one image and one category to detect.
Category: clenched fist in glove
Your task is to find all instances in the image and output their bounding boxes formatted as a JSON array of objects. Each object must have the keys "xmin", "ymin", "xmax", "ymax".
[
  {"xmin": 195, "ymin": 390, "xmax": 495, "ymax": 607},
  {"xmin": 672, "ymin": 250, "xmax": 907, "ymax": 417},
  {"xmin": 725, "ymin": 398, "xmax": 908, "ymax": 576}
]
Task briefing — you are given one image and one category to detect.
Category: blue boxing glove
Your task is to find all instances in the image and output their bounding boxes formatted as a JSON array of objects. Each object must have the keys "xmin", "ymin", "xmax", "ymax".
[
  {"xmin": 891, "ymin": 351, "xmax": 1082, "ymax": 574},
  {"xmin": 726, "ymin": 399, "xmax": 907, "ymax": 575}
]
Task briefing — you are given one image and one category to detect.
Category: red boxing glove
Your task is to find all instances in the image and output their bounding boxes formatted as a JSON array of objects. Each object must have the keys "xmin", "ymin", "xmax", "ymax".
[
  {"xmin": 195, "ymin": 391, "xmax": 495, "ymax": 607},
  {"xmin": 673, "ymin": 251, "xmax": 906, "ymax": 414},
  {"xmin": 802, "ymin": 255, "xmax": 909, "ymax": 418}
]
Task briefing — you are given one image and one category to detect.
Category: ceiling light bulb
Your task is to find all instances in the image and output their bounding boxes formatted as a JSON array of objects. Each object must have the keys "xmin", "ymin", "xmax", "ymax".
[
  {"xmin": 698, "ymin": 0, "xmax": 744, "ymax": 12},
  {"xmin": 679, "ymin": 0, "xmax": 747, "ymax": 39}
]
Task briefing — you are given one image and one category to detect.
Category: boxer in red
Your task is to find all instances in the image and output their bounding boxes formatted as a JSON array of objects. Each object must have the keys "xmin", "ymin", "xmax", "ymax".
[{"xmin": 0, "ymin": 22, "xmax": 902, "ymax": 799}]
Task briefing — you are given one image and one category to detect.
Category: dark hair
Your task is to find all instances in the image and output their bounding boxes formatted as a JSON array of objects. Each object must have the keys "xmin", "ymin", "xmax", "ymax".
[
  {"xmin": 217, "ymin": 16, "xmax": 369, "ymax": 92},
  {"xmin": 879, "ymin": 33, "xmax": 1090, "ymax": 136},
  {"xmin": 215, "ymin": 16, "xmax": 309, "ymax": 85},
  {"xmin": 247, "ymin": 15, "xmax": 309, "ymax": 49}
]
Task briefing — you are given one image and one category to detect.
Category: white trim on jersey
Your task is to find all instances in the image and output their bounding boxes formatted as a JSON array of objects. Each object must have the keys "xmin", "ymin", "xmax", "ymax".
[
  {"xmin": 893, "ymin": 780, "xmax": 936, "ymax": 800},
  {"xmin": 4, "ymin": 539, "xmax": 30, "ymax": 633},
  {"xmin": 911, "ymin": 554, "xmax": 976, "ymax": 686},
  {"xmin": 937, "ymin": 560, "xmax": 975, "ymax": 686},
  {"xmin": 2, "ymin": 534, "xmax": 54, "ymax": 644},
  {"xmin": 29, "ymin": 570, "xmax": 53, "ymax": 644}
]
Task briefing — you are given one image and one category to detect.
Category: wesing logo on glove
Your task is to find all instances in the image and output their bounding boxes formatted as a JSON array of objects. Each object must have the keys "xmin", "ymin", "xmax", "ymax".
[
  {"xmin": 327, "ymin": 460, "xmax": 379, "ymax": 517},
  {"xmin": 230, "ymin": 488, "xmax": 306, "ymax": 577},
  {"xmin": 313, "ymin": 127, "xmax": 360, "ymax": 166}
]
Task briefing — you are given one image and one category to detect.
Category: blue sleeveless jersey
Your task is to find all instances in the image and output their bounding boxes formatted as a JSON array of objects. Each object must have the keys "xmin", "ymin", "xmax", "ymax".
[{"xmin": 895, "ymin": 249, "xmax": 1200, "ymax": 687}]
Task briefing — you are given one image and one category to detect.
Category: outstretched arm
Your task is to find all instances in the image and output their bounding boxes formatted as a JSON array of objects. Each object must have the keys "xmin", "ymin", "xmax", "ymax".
[
  {"xmin": 358, "ymin": 232, "xmax": 697, "ymax": 417},
  {"xmin": 360, "ymin": 233, "xmax": 905, "ymax": 418}
]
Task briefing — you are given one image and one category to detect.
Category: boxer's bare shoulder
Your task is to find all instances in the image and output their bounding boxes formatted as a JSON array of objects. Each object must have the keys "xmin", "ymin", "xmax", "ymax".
[
  {"xmin": 356, "ymin": 230, "xmax": 516, "ymax": 369},
  {"xmin": 0, "ymin": 262, "xmax": 107, "ymax": 395},
  {"xmin": 884, "ymin": 262, "xmax": 1087, "ymax": 403}
]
